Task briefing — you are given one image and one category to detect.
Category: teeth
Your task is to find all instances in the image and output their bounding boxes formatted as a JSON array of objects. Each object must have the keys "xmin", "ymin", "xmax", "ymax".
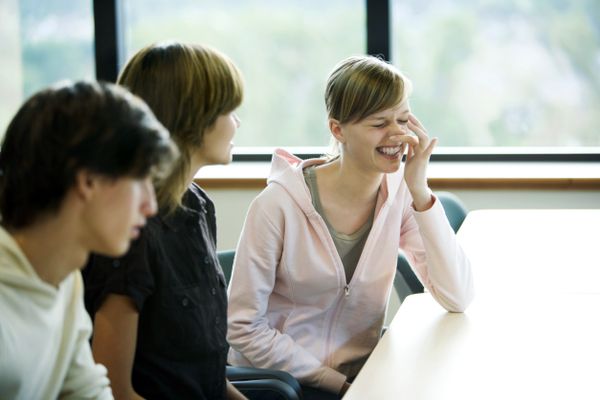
[{"xmin": 378, "ymin": 146, "xmax": 400, "ymax": 155}]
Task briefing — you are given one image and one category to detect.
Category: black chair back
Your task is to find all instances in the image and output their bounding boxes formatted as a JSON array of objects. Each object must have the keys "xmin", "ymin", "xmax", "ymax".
[{"xmin": 217, "ymin": 249, "xmax": 235, "ymax": 285}]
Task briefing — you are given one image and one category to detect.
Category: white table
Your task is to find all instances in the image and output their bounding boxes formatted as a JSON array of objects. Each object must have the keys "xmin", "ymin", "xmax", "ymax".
[
  {"xmin": 457, "ymin": 209, "xmax": 600, "ymax": 295},
  {"xmin": 344, "ymin": 293, "xmax": 600, "ymax": 399},
  {"xmin": 344, "ymin": 209, "xmax": 600, "ymax": 399}
]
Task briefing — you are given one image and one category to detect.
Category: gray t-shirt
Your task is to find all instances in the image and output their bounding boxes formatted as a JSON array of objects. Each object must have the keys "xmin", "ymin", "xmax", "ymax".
[{"xmin": 303, "ymin": 165, "xmax": 373, "ymax": 283}]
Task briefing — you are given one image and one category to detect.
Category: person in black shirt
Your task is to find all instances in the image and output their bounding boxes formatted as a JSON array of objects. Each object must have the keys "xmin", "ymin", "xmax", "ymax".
[{"xmin": 83, "ymin": 42, "xmax": 246, "ymax": 400}]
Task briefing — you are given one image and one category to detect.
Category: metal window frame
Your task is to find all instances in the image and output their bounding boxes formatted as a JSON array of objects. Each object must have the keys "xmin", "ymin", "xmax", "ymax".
[
  {"xmin": 93, "ymin": 0, "xmax": 123, "ymax": 82},
  {"xmin": 92, "ymin": 0, "xmax": 600, "ymax": 162}
]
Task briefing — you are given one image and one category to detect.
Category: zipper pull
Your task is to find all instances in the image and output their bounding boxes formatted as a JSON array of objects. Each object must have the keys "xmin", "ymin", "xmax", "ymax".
[{"xmin": 344, "ymin": 285, "xmax": 350, "ymax": 296}]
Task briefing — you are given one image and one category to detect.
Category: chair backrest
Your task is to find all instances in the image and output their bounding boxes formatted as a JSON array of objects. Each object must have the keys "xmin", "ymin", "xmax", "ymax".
[
  {"xmin": 436, "ymin": 191, "xmax": 468, "ymax": 233},
  {"xmin": 217, "ymin": 249, "xmax": 236, "ymax": 285},
  {"xmin": 394, "ymin": 191, "xmax": 469, "ymax": 302},
  {"xmin": 395, "ymin": 254, "xmax": 424, "ymax": 303},
  {"xmin": 226, "ymin": 366, "xmax": 302, "ymax": 400}
]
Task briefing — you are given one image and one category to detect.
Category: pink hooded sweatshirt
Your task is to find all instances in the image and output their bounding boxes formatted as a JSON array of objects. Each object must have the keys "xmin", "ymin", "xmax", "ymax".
[{"xmin": 227, "ymin": 149, "xmax": 474, "ymax": 393}]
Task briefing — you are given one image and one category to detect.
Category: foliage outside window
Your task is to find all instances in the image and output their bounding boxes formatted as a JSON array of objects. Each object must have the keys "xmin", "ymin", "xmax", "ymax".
[
  {"xmin": 122, "ymin": 0, "xmax": 365, "ymax": 148},
  {"xmin": 3, "ymin": 0, "xmax": 598, "ymax": 152},
  {"xmin": 0, "ymin": 0, "xmax": 95, "ymax": 139},
  {"xmin": 392, "ymin": 0, "xmax": 600, "ymax": 148}
]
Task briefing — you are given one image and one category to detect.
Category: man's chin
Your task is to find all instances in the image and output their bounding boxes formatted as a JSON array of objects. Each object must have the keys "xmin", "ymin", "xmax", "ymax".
[{"xmin": 95, "ymin": 242, "xmax": 130, "ymax": 259}]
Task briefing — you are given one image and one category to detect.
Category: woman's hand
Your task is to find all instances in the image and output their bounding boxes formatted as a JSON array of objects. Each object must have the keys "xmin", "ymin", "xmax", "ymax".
[
  {"xmin": 226, "ymin": 379, "xmax": 248, "ymax": 399},
  {"xmin": 404, "ymin": 114, "xmax": 437, "ymax": 211},
  {"xmin": 339, "ymin": 381, "xmax": 352, "ymax": 396}
]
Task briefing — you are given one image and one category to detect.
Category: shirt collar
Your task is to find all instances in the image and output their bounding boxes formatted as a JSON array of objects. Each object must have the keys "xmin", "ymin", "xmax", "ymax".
[{"xmin": 157, "ymin": 183, "xmax": 207, "ymax": 231}]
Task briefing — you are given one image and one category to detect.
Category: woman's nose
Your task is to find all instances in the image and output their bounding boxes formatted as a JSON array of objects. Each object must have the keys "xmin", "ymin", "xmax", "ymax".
[
  {"xmin": 142, "ymin": 178, "xmax": 158, "ymax": 217},
  {"xmin": 390, "ymin": 122, "xmax": 408, "ymax": 136}
]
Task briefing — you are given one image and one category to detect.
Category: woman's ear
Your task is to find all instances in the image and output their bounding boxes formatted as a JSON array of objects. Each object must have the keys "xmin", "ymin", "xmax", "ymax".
[{"xmin": 328, "ymin": 119, "xmax": 346, "ymax": 144}]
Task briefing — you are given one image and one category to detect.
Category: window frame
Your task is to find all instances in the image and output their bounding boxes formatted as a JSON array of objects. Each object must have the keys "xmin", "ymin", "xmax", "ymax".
[{"xmin": 92, "ymin": 0, "xmax": 600, "ymax": 163}]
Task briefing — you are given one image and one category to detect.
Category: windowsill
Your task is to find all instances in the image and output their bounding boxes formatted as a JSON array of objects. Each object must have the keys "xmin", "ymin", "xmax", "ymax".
[{"xmin": 195, "ymin": 161, "xmax": 600, "ymax": 190}]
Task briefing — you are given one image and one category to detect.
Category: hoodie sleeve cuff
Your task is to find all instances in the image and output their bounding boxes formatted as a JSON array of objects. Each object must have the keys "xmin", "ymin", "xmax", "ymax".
[
  {"xmin": 319, "ymin": 367, "xmax": 348, "ymax": 394},
  {"xmin": 412, "ymin": 194, "xmax": 447, "ymax": 227},
  {"xmin": 410, "ymin": 191, "xmax": 435, "ymax": 212}
]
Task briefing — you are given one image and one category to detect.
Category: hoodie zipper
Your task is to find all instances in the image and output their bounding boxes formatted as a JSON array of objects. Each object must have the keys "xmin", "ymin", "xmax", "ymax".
[
  {"xmin": 300, "ymin": 165, "xmax": 389, "ymax": 368},
  {"xmin": 324, "ymin": 282, "xmax": 349, "ymax": 367},
  {"xmin": 322, "ymin": 202, "xmax": 389, "ymax": 367}
]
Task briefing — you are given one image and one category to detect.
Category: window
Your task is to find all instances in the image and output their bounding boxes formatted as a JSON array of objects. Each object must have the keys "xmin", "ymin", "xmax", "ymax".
[
  {"xmin": 7, "ymin": 1, "xmax": 597, "ymax": 158},
  {"xmin": 122, "ymin": 0, "xmax": 366, "ymax": 147},
  {"xmin": 0, "ymin": 0, "xmax": 95, "ymax": 140},
  {"xmin": 392, "ymin": 0, "xmax": 600, "ymax": 149}
]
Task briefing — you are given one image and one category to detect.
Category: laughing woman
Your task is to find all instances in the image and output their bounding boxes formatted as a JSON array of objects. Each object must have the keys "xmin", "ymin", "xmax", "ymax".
[{"xmin": 227, "ymin": 55, "xmax": 474, "ymax": 400}]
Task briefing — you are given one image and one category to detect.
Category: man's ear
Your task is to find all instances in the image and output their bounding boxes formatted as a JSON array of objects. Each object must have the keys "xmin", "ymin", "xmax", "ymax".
[
  {"xmin": 74, "ymin": 169, "xmax": 98, "ymax": 201},
  {"xmin": 328, "ymin": 119, "xmax": 346, "ymax": 144}
]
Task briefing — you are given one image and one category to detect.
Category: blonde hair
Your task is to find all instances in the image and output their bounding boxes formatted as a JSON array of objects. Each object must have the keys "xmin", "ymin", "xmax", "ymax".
[
  {"xmin": 324, "ymin": 55, "xmax": 412, "ymax": 157},
  {"xmin": 118, "ymin": 41, "xmax": 243, "ymax": 214}
]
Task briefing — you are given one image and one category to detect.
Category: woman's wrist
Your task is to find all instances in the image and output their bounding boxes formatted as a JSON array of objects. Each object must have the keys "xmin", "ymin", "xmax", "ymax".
[
  {"xmin": 410, "ymin": 187, "xmax": 434, "ymax": 212},
  {"xmin": 339, "ymin": 381, "xmax": 351, "ymax": 396}
]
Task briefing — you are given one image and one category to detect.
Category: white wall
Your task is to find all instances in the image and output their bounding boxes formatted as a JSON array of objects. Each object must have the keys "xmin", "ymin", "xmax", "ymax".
[{"xmin": 206, "ymin": 187, "xmax": 600, "ymax": 250}]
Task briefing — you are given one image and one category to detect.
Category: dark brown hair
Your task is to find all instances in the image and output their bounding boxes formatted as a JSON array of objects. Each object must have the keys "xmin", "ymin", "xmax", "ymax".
[{"xmin": 0, "ymin": 80, "xmax": 177, "ymax": 229}]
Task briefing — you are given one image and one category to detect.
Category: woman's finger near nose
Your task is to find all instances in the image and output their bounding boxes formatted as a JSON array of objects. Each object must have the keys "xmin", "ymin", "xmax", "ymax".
[
  {"xmin": 408, "ymin": 113, "xmax": 425, "ymax": 129},
  {"xmin": 390, "ymin": 133, "xmax": 418, "ymax": 147},
  {"xmin": 408, "ymin": 121, "xmax": 429, "ymax": 140}
]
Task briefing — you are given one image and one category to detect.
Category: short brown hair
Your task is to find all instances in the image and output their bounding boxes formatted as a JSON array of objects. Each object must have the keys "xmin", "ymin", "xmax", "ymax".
[{"xmin": 118, "ymin": 41, "xmax": 244, "ymax": 214}]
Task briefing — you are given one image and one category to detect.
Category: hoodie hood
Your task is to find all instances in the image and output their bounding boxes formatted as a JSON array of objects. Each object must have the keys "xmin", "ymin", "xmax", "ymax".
[
  {"xmin": 266, "ymin": 148, "xmax": 404, "ymax": 217},
  {"xmin": 0, "ymin": 226, "xmax": 111, "ymax": 400},
  {"xmin": 266, "ymin": 149, "xmax": 325, "ymax": 217},
  {"xmin": 0, "ymin": 226, "xmax": 57, "ymax": 297}
]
